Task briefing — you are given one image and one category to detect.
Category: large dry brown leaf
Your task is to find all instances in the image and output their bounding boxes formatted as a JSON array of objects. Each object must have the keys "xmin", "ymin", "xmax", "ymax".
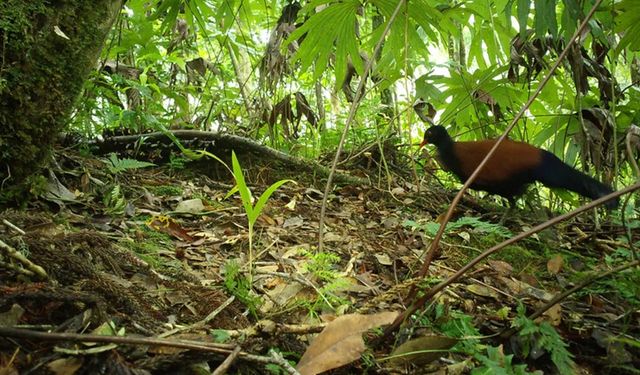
[{"xmin": 296, "ymin": 311, "xmax": 399, "ymax": 375}]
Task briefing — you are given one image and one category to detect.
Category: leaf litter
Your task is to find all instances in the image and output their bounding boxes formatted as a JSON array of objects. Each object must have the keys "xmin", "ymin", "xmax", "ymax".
[{"xmin": 0, "ymin": 148, "xmax": 638, "ymax": 374}]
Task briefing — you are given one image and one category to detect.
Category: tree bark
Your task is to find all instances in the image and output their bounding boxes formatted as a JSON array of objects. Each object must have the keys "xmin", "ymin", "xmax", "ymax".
[{"xmin": 0, "ymin": 0, "xmax": 123, "ymax": 200}]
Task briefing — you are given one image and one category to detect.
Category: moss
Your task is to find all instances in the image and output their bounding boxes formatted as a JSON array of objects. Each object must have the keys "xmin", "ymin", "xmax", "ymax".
[
  {"xmin": 121, "ymin": 226, "xmax": 173, "ymax": 267},
  {"xmin": 0, "ymin": 0, "xmax": 121, "ymax": 203},
  {"xmin": 493, "ymin": 245, "xmax": 538, "ymax": 273}
]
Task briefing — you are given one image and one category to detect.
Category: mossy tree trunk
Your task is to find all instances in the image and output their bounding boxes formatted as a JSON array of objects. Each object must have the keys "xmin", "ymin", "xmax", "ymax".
[{"xmin": 0, "ymin": 0, "xmax": 122, "ymax": 201}]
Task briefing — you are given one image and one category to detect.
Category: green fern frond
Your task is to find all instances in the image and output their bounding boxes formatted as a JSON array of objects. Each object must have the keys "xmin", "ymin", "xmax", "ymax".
[
  {"xmin": 104, "ymin": 153, "xmax": 156, "ymax": 174},
  {"xmin": 514, "ymin": 305, "xmax": 575, "ymax": 374},
  {"xmin": 286, "ymin": 0, "xmax": 361, "ymax": 89}
]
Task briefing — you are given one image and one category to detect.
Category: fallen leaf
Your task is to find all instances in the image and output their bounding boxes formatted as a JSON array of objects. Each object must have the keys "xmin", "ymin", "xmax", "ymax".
[
  {"xmin": 285, "ymin": 198, "xmax": 297, "ymax": 210},
  {"xmin": 0, "ymin": 304, "xmax": 24, "ymax": 326},
  {"xmin": 382, "ymin": 216, "xmax": 399, "ymax": 229},
  {"xmin": 296, "ymin": 312, "xmax": 399, "ymax": 375},
  {"xmin": 45, "ymin": 171, "xmax": 77, "ymax": 204},
  {"xmin": 466, "ymin": 284, "xmax": 500, "ymax": 299},
  {"xmin": 388, "ymin": 335, "xmax": 458, "ymax": 366},
  {"xmin": 323, "ymin": 232, "xmax": 343, "ymax": 243},
  {"xmin": 457, "ymin": 231, "xmax": 470, "ymax": 242},
  {"xmin": 147, "ymin": 216, "xmax": 195, "ymax": 242},
  {"xmin": 374, "ymin": 253, "xmax": 393, "ymax": 266},
  {"xmin": 487, "ymin": 260, "xmax": 513, "ymax": 275},
  {"xmin": 258, "ymin": 214, "xmax": 276, "ymax": 226},
  {"xmin": 283, "ymin": 216, "xmax": 304, "ymax": 228},
  {"xmin": 267, "ymin": 281, "xmax": 304, "ymax": 307},
  {"xmin": 305, "ymin": 188, "xmax": 324, "ymax": 199},
  {"xmin": 547, "ymin": 254, "xmax": 564, "ymax": 275},
  {"xmin": 499, "ymin": 277, "xmax": 553, "ymax": 301},
  {"xmin": 543, "ymin": 303, "xmax": 562, "ymax": 326},
  {"xmin": 391, "ymin": 187, "xmax": 405, "ymax": 196},
  {"xmin": 53, "ymin": 25, "xmax": 70, "ymax": 40},
  {"xmin": 47, "ymin": 358, "xmax": 83, "ymax": 375}
]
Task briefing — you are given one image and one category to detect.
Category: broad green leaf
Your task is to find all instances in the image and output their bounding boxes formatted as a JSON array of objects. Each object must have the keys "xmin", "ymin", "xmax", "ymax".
[
  {"xmin": 250, "ymin": 179, "xmax": 295, "ymax": 223},
  {"xmin": 287, "ymin": 1, "xmax": 361, "ymax": 84},
  {"xmin": 194, "ymin": 150, "xmax": 232, "ymax": 173},
  {"xmin": 231, "ymin": 151, "xmax": 254, "ymax": 219},
  {"xmin": 224, "ymin": 185, "xmax": 239, "ymax": 200},
  {"xmin": 517, "ymin": 0, "xmax": 531, "ymax": 38},
  {"xmin": 561, "ymin": 0, "xmax": 580, "ymax": 41},
  {"xmin": 167, "ymin": 54, "xmax": 186, "ymax": 71}
]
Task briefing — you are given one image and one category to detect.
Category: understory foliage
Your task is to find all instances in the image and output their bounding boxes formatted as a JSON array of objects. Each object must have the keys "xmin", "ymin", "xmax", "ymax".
[{"xmin": 72, "ymin": 0, "xmax": 640, "ymax": 209}]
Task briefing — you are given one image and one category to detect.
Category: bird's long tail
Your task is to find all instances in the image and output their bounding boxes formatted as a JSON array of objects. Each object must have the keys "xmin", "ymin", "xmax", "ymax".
[{"xmin": 533, "ymin": 151, "xmax": 618, "ymax": 209}]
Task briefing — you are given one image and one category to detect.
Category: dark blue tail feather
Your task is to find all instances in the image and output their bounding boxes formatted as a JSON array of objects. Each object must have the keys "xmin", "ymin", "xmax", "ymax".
[{"xmin": 533, "ymin": 151, "xmax": 618, "ymax": 209}]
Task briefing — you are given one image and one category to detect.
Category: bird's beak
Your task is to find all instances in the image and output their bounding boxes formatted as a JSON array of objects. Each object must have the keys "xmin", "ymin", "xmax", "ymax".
[{"xmin": 419, "ymin": 139, "xmax": 428, "ymax": 149}]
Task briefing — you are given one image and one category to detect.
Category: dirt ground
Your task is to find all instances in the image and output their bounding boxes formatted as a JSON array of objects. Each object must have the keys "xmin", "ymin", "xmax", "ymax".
[{"xmin": 0, "ymin": 147, "xmax": 638, "ymax": 374}]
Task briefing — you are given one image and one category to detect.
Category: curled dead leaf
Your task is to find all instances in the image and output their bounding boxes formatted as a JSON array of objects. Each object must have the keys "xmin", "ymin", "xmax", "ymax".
[{"xmin": 296, "ymin": 311, "xmax": 399, "ymax": 375}]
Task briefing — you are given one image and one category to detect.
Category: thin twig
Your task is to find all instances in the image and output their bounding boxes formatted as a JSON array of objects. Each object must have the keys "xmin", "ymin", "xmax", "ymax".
[
  {"xmin": 0, "ymin": 239, "xmax": 47, "ymax": 279},
  {"xmin": 0, "ymin": 327, "xmax": 297, "ymax": 369},
  {"xmin": 2, "ymin": 219, "xmax": 26, "ymax": 235},
  {"xmin": 212, "ymin": 345, "xmax": 242, "ymax": 375},
  {"xmin": 223, "ymin": 319, "xmax": 326, "ymax": 339},
  {"xmin": 0, "ymin": 327, "xmax": 235, "ymax": 353},
  {"xmin": 158, "ymin": 296, "xmax": 236, "ymax": 338},
  {"xmin": 380, "ymin": 183, "xmax": 640, "ymax": 341},
  {"xmin": 269, "ymin": 348, "xmax": 301, "ymax": 375}
]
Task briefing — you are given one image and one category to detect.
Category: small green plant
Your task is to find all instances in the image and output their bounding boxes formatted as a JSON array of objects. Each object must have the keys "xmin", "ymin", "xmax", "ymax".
[
  {"xmin": 300, "ymin": 250, "xmax": 350, "ymax": 311},
  {"xmin": 223, "ymin": 260, "xmax": 262, "ymax": 316},
  {"xmin": 512, "ymin": 304, "xmax": 575, "ymax": 374},
  {"xmin": 168, "ymin": 153, "xmax": 188, "ymax": 171},
  {"xmin": 438, "ymin": 310, "xmax": 482, "ymax": 354},
  {"xmin": 103, "ymin": 184, "xmax": 127, "ymax": 215},
  {"xmin": 303, "ymin": 251, "xmax": 341, "ymax": 281},
  {"xmin": 265, "ymin": 364, "xmax": 286, "ymax": 374},
  {"xmin": 413, "ymin": 306, "xmax": 540, "ymax": 374},
  {"xmin": 228, "ymin": 151, "xmax": 294, "ymax": 282},
  {"xmin": 103, "ymin": 153, "xmax": 156, "ymax": 174},
  {"xmin": 263, "ymin": 349, "xmax": 297, "ymax": 374},
  {"xmin": 405, "ymin": 216, "xmax": 512, "ymax": 239},
  {"xmin": 27, "ymin": 174, "xmax": 49, "ymax": 198},
  {"xmin": 472, "ymin": 345, "xmax": 536, "ymax": 375},
  {"xmin": 210, "ymin": 329, "xmax": 231, "ymax": 343}
]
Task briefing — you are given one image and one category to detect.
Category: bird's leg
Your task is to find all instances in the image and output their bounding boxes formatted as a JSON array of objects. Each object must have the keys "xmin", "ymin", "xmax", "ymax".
[{"xmin": 498, "ymin": 198, "xmax": 517, "ymax": 226}]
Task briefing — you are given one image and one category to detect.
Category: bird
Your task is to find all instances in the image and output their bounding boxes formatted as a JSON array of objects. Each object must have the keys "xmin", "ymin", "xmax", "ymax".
[{"xmin": 419, "ymin": 125, "xmax": 618, "ymax": 209}]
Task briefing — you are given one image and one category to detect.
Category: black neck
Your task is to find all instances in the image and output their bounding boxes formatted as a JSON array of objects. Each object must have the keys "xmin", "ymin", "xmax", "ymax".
[{"xmin": 435, "ymin": 137, "xmax": 464, "ymax": 177}]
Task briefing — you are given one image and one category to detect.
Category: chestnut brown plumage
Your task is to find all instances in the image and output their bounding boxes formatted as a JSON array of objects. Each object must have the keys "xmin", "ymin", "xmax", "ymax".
[{"xmin": 420, "ymin": 125, "xmax": 618, "ymax": 209}]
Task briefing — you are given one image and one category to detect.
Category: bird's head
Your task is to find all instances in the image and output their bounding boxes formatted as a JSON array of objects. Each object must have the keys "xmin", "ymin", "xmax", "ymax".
[{"xmin": 419, "ymin": 125, "xmax": 451, "ymax": 148}]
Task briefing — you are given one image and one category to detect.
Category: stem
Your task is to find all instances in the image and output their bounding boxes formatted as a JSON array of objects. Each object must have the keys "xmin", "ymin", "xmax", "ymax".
[{"xmin": 248, "ymin": 223, "xmax": 253, "ymax": 285}]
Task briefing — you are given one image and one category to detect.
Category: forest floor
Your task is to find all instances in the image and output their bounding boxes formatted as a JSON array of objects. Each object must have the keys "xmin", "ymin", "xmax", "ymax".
[{"xmin": 0, "ymin": 145, "xmax": 638, "ymax": 374}]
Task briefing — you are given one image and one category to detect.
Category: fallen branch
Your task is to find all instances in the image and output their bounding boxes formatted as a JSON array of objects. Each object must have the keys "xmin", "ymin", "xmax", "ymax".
[
  {"xmin": 0, "ymin": 327, "xmax": 299, "ymax": 369},
  {"xmin": 95, "ymin": 130, "xmax": 368, "ymax": 185}
]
